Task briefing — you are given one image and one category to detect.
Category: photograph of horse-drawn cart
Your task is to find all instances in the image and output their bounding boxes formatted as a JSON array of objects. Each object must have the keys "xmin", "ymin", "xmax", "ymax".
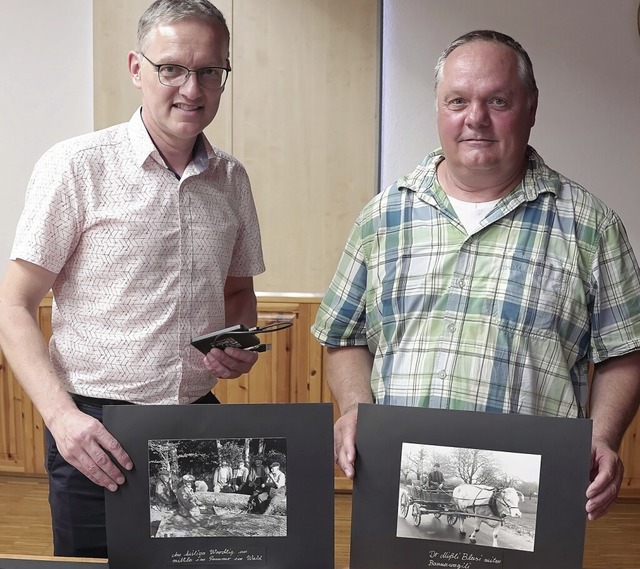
[{"xmin": 396, "ymin": 442, "xmax": 540, "ymax": 552}]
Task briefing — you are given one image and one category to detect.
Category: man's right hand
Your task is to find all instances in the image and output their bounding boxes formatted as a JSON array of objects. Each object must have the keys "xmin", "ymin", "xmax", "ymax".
[
  {"xmin": 334, "ymin": 408, "xmax": 358, "ymax": 479},
  {"xmin": 49, "ymin": 407, "xmax": 133, "ymax": 491}
]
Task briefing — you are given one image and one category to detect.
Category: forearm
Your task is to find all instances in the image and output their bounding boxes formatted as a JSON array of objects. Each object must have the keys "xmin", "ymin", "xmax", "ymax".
[
  {"xmin": 590, "ymin": 350, "xmax": 640, "ymax": 449},
  {"xmin": 326, "ymin": 345, "xmax": 374, "ymax": 416},
  {"xmin": 0, "ymin": 302, "xmax": 75, "ymax": 427},
  {"xmin": 224, "ymin": 277, "xmax": 257, "ymax": 327}
]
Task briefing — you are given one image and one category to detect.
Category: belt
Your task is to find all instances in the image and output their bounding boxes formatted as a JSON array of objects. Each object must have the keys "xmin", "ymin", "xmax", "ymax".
[{"xmin": 70, "ymin": 390, "xmax": 220, "ymax": 407}]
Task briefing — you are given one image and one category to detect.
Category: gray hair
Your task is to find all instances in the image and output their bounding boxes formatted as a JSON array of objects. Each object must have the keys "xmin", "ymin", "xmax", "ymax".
[
  {"xmin": 137, "ymin": 0, "xmax": 230, "ymax": 52},
  {"xmin": 434, "ymin": 30, "xmax": 538, "ymax": 97}
]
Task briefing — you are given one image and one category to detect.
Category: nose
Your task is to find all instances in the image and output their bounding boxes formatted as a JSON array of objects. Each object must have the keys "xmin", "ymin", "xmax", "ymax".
[
  {"xmin": 179, "ymin": 71, "xmax": 202, "ymax": 96},
  {"xmin": 466, "ymin": 101, "xmax": 490, "ymax": 128}
]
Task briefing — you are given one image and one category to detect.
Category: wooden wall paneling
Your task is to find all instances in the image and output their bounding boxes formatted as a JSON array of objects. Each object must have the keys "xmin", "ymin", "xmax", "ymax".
[
  {"xmin": 231, "ymin": 0, "xmax": 380, "ymax": 293},
  {"xmin": 213, "ymin": 297, "xmax": 322, "ymax": 405},
  {"xmin": 92, "ymin": 0, "xmax": 233, "ymax": 152},
  {"xmin": 299, "ymin": 303, "xmax": 324, "ymax": 403},
  {"xmin": 0, "ymin": 296, "xmax": 51, "ymax": 475},
  {"xmin": 213, "ymin": 300, "xmax": 296, "ymax": 404},
  {"xmin": 0, "ymin": 354, "xmax": 23, "ymax": 473},
  {"xmin": 619, "ymin": 407, "xmax": 640, "ymax": 500}
]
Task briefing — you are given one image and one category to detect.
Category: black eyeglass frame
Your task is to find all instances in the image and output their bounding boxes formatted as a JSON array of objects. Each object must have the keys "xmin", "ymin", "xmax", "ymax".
[{"xmin": 139, "ymin": 52, "xmax": 231, "ymax": 89}]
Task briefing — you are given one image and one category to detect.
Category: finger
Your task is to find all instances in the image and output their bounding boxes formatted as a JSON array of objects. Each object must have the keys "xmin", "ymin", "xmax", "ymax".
[
  {"xmin": 204, "ymin": 348, "xmax": 258, "ymax": 377},
  {"xmin": 586, "ymin": 465, "xmax": 623, "ymax": 520},
  {"xmin": 99, "ymin": 430, "xmax": 134, "ymax": 472},
  {"xmin": 67, "ymin": 445, "xmax": 124, "ymax": 491},
  {"xmin": 334, "ymin": 421, "xmax": 356, "ymax": 479},
  {"xmin": 587, "ymin": 490, "xmax": 617, "ymax": 521},
  {"xmin": 66, "ymin": 428, "xmax": 133, "ymax": 491},
  {"xmin": 223, "ymin": 346, "xmax": 260, "ymax": 363},
  {"xmin": 586, "ymin": 454, "xmax": 619, "ymax": 497}
]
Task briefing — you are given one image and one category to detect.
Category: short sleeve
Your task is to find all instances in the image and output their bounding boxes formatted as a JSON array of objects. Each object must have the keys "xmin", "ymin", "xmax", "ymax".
[
  {"xmin": 589, "ymin": 212, "xmax": 640, "ymax": 362},
  {"xmin": 311, "ymin": 219, "xmax": 370, "ymax": 347},
  {"xmin": 11, "ymin": 144, "xmax": 83, "ymax": 272}
]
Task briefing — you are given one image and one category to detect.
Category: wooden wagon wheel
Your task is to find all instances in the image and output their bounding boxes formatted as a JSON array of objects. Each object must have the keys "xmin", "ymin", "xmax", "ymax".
[
  {"xmin": 412, "ymin": 503, "xmax": 422, "ymax": 527},
  {"xmin": 447, "ymin": 514, "xmax": 459, "ymax": 526}
]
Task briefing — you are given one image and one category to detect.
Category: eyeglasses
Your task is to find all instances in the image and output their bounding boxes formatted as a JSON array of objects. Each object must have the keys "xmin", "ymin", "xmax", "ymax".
[{"xmin": 140, "ymin": 53, "xmax": 231, "ymax": 89}]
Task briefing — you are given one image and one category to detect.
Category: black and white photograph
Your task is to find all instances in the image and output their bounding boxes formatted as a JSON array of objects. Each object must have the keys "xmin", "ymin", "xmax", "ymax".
[
  {"xmin": 349, "ymin": 404, "xmax": 592, "ymax": 569},
  {"xmin": 397, "ymin": 443, "xmax": 540, "ymax": 551},
  {"xmin": 149, "ymin": 437, "xmax": 287, "ymax": 539},
  {"xmin": 104, "ymin": 403, "xmax": 335, "ymax": 569}
]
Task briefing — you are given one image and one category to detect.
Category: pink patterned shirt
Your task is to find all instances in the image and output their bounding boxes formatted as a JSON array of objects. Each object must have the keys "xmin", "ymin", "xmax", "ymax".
[{"xmin": 12, "ymin": 109, "xmax": 265, "ymax": 404}]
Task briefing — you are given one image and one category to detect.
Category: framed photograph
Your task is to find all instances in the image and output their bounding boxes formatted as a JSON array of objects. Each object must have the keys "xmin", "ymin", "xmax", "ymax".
[
  {"xmin": 104, "ymin": 403, "xmax": 334, "ymax": 569},
  {"xmin": 350, "ymin": 404, "xmax": 592, "ymax": 569}
]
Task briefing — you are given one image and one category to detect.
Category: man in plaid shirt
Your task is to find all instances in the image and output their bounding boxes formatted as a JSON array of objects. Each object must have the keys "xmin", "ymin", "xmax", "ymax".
[{"xmin": 312, "ymin": 30, "xmax": 640, "ymax": 521}]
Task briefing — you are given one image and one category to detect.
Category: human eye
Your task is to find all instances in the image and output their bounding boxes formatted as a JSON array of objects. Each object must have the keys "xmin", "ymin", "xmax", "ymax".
[
  {"xmin": 446, "ymin": 97, "xmax": 466, "ymax": 109},
  {"xmin": 199, "ymin": 67, "xmax": 222, "ymax": 79},
  {"xmin": 198, "ymin": 67, "xmax": 224, "ymax": 86},
  {"xmin": 491, "ymin": 97, "xmax": 508, "ymax": 107},
  {"xmin": 159, "ymin": 64, "xmax": 185, "ymax": 79}
]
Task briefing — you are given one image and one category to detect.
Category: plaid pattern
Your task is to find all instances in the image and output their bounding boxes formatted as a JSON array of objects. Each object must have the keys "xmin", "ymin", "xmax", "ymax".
[{"xmin": 312, "ymin": 147, "xmax": 640, "ymax": 417}]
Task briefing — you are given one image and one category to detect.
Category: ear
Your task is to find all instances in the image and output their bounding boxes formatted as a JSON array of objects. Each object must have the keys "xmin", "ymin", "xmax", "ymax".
[
  {"xmin": 528, "ymin": 90, "xmax": 539, "ymax": 127},
  {"xmin": 128, "ymin": 51, "xmax": 143, "ymax": 89}
]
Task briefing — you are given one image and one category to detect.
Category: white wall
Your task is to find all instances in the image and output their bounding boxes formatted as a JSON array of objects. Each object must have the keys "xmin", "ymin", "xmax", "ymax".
[
  {"xmin": 0, "ymin": 2, "xmax": 93, "ymax": 267},
  {"xmin": 382, "ymin": 0, "xmax": 640, "ymax": 252}
]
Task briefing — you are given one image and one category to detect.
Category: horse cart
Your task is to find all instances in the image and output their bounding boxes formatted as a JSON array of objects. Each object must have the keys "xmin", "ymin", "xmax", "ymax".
[
  {"xmin": 399, "ymin": 483, "xmax": 523, "ymax": 547},
  {"xmin": 399, "ymin": 484, "xmax": 460, "ymax": 527}
]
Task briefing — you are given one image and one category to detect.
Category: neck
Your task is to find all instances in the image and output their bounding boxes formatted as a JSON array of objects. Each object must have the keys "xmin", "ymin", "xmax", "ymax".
[
  {"xmin": 140, "ymin": 111, "xmax": 196, "ymax": 177},
  {"xmin": 437, "ymin": 159, "xmax": 526, "ymax": 203},
  {"xmin": 155, "ymin": 142, "xmax": 195, "ymax": 179}
]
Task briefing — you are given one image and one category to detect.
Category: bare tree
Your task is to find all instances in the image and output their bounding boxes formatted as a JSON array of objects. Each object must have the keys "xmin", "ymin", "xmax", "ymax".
[
  {"xmin": 402, "ymin": 447, "xmax": 431, "ymax": 482},
  {"xmin": 453, "ymin": 448, "xmax": 497, "ymax": 484}
]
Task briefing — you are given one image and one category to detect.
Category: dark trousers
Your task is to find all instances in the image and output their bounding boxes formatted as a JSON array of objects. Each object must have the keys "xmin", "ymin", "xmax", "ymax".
[{"xmin": 46, "ymin": 391, "xmax": 220, "ymax": 558}]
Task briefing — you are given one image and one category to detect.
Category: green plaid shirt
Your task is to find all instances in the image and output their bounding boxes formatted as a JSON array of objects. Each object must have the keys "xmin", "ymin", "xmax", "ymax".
[{"xmin": 312, "ymin": 147, "xmax": 640, "ymax": 417}]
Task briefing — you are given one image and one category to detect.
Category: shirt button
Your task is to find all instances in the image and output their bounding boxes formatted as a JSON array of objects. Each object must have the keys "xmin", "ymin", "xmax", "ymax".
[
  {"xmin": 448, "ymin": 323, "xmax": 456, "ymax": 333},
  {"xmin": 438, "ymin": 370, "xmax": 447, "ymax": 379},
  {"xmin": 458, "ymin": 278, "xmax": 465, "ymax": 288}
]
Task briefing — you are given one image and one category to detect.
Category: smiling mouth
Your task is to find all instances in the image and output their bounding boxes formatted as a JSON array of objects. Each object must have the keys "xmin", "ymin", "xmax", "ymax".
[
  {"xmin": 460, "ymin": 138, "xmax": 496, "ymax": 145},
  {"xmin": 174, "ymin": 103, "xmax": 202, "ymax": 111}
]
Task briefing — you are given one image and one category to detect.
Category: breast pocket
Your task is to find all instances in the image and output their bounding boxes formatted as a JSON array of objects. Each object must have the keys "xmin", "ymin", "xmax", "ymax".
[{"xmin": 491, "ymin": 256, "xmax": 568, "ymax": 336}]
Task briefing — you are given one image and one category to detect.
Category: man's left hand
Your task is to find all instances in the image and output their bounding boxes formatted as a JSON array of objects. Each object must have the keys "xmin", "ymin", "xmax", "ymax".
[
  {"xmin": 203, "ymin": 346, "xmax": 259, "ymax": 379},
  {"xmin": 585, "ymin": 437, "xmax": 624, "ymax": 521}
]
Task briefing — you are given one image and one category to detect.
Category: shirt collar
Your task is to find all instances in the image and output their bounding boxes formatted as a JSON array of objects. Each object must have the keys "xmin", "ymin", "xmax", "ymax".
[
  {"xmin": 126, "ymin": 107, "xmax": 213, "ymax": 173},
  {"xmin": 396, "ymin": 146, "xmax": 560, "ymax": 204}
]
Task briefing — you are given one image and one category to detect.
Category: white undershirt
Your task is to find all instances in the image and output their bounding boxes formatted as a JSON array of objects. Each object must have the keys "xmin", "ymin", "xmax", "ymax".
[{"xmin": 447, "ymin": 195, "xmax": 501, "ymax": 235}]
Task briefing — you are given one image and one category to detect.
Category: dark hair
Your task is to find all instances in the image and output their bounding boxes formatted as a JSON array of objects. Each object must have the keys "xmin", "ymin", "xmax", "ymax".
[
  {"xmin": 434, "ymin": 30, "xmax": 537, "ymax": 96},
  {"xmin": 137, "ymin": 0, "xmax": 230, "ymax": 52}
]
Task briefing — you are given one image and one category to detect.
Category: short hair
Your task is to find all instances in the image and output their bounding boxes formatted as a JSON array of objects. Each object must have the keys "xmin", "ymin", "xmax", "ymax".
[
  {"xmin": 137, "ymin": 0, "xmax": 230, "ymax": 52},
  {"xmin": 434, "ymin": 463, "xmax": 440, "ymax": 468},
  {"xmin": 270, "ymin": 462, "xmax": 280, "ymax": 468},
  {"xmin": 434, "ymin": 30, "xmax": 538, "ymax": 97}
]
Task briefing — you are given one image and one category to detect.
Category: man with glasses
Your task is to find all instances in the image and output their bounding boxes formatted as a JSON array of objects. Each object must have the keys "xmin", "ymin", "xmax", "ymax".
[{"xmin": 0, "ymin": 0, "xmax": 264, "ymax": 558}]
